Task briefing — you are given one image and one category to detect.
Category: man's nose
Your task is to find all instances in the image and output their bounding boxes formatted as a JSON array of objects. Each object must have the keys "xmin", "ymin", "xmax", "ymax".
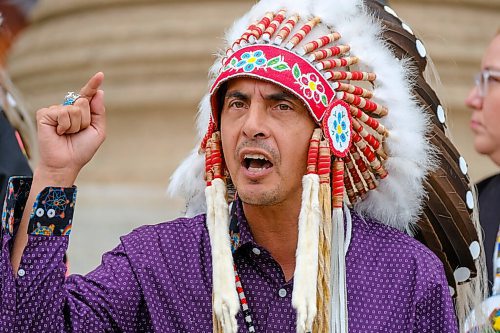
[
  {"xmin": 242, "ymin": 103, "xmax": 269, "ymax": 139},
  {"xmin": 465, "ymin": 86, "xmax": 482, "ymax": 111}
]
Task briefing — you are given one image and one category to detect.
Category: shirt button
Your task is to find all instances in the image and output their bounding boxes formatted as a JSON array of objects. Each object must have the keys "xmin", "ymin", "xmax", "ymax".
[
  {"xmin": 17, "ymin": 269, "xmax": 26, "ymax": 277},
  {"xmin": 278, "ymin": 288, "xmax": 287, "ymax": 298},
  {"xmin": 252, "ymin": 248, "xmax": 261, "ymax": 255}
]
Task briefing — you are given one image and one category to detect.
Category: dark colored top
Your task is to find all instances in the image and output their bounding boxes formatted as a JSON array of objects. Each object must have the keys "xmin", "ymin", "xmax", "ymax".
[
  {"xmin": 477, "ymin": 173, "xmax": 500, "ymax": 289},
  {"xmin": 0, "ymin": 177, "xmax": 457, "ymax": 332},
  {"xmin": 0, "ymin": 110, "xmax": 32, "ymax": 204}
]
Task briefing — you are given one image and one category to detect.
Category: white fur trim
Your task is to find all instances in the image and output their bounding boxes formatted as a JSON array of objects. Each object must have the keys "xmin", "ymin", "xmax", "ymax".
[
  {"xmin": 292, "ymin": 174, "xmax": 320, "ymax": 333},
  {"xmin": 206, "ymin": 179, "xmax": 239, "ymax": 333},
  {"xmin": 168, "ymin": 147, "xmax": 206, "ymax": 217}
]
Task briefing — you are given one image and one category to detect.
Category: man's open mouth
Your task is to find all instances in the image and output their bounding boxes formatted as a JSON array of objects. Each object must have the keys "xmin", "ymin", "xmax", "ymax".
[{"xmin": 242, "ymin": 153, "xmax": 274, "ymax": 172}]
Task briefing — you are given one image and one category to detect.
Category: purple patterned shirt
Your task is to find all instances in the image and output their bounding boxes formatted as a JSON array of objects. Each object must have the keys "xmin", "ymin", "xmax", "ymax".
[{"xmin": 0, "ymin": 177, "xmax": 458, "ymax": 332}]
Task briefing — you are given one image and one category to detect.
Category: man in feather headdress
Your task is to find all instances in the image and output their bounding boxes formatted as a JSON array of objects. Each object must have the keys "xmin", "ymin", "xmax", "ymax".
[{"xmin": 1, "ymin": 1, "xmax": 486, "ymax": 332}]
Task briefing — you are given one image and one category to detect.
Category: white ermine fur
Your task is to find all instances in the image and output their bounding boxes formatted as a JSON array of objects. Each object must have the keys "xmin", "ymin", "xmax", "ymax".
[
  {"xmin": 292, "ymin": 174, "xmax": 320, "ymax": 333},
  {"xmin": 206, "ymin": 179, "xmax": 240, "ymax": 333}
]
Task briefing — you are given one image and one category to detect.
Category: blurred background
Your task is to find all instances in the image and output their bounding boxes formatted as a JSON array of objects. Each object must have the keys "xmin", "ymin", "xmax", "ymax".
[{"xmin": 1, "ymin": 0, "xmax": 499, "ymax": 274}]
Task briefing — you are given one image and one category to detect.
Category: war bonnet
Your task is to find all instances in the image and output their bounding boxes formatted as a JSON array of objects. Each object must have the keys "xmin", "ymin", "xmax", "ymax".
[{"xmin": 169, "ymin": 0, "xmax": 486, "ymax": 332}]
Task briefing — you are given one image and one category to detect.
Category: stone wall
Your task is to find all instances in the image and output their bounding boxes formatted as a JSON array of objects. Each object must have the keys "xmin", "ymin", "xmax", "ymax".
[{"xmin": 7, "ymin": 0, "xmax": 500, "ymax": 273}]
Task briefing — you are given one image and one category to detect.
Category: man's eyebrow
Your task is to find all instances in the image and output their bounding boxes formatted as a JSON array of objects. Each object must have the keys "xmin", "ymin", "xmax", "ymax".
[
  {"xmin": 225, "ymin": 91, "xmax": 249, "ymax": 100},
  {"xmin": 265, "ymin": 91, "xmax": 299, "ymax": 102},
  {"xmin": 224, "ymin": 90, "xmax": 299, "ymax": 103}
]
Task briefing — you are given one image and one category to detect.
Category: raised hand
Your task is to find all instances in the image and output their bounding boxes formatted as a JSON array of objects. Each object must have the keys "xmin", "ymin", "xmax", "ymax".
[
  {"xmin": 35, "ymin": 72, "xmax": 106, "ymax": 186},
  {"xmin": 10, "ymin": 73, "xmax": 107, "ymax": 272}
]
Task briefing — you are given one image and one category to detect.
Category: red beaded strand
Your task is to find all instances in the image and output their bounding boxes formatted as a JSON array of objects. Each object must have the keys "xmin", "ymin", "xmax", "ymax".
[
  {"xmin": 338, "ymin": 91, "xmax": 388, "ymax": 117},
  {"xmin": 335, "ymin": 82, "xmax": 373, "ymax": 99},
  {"xmin": 316, "ymin": 56, "xmax": 359, "ymax": 70},
  {"xmin": 352, "ymin": 132, "xmax": 388, "ymax": 179},
  {"xmin": 262, "ymin": 10, "xmax": 286, "ymax": 42},
  {"xmin": 343, "ymin": 167, "xmax": 358, "ymax": 204},
  {"xmin": 332, "ymin": 159, "xmax": 345, "ymax": 209},
  {"xmin": 352, "ymin": 118, "xmax": 386, "ymax": 160},
  {"xmin": 307, "ymin": 129, "xmax": 322, "ymax": 174},
  {"xmin": 349, "ymin": 105, "xmax": 387, "ymax": 136},
  {"xmin": 300, "ymin": 32, "xmax": 341, "ymax": 55},
  {"xmin": 248, "ymin": 12, "xmax": 275, "ymax": 42},
  {"xmin": 274, "ymin": 14, "xmax": 299, "ymax": 44},
  {"xmin": 349, "ymin": 145, "xmax": 377, "ymax": 190},
  {"xmin": 344, "ymin": 153, "xmax": 367, "ymax": 196},
  {"xmin": 325, "ymin": 71, "xmax": 377, "ymax": 82},
  {"xmin": 205, "ymin": 138, "xmax": 214, "ymax": 186},
  {"xmin": 286, "ymin": 17, "xmax": 321, "ymax": 49},
  {"xmin": 308, "ymin": 45, "xmax": 351, "ymax": 61},
  {"xmin": 210, "ymin": 132, "xmax": 224, "ymax": 179}
]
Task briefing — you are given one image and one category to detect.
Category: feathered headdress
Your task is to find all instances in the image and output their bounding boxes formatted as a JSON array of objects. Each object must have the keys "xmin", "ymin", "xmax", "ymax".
[{"xmin": 169, "ymin": 0, "xmax": 486, "ymax": 332}]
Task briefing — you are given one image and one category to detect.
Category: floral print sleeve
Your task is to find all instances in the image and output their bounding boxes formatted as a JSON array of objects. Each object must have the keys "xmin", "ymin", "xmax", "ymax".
[
  {"xmin": 0, "ymin": 176, "xmax": 144, "ymax": 332},
  {"xmin": 27, "ymin": 186, "xmax": 76, "ymax": 236},
  {"xmin": 1, "ymin": 177, "xmax": 32, "ymax": 237},
  {"xmin": 1, "ymin": 177, "xmax": 76, "ymax": 237}
]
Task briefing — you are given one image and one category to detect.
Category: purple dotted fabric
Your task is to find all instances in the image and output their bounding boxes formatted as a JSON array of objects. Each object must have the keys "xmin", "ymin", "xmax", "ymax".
[{"xmin": 0, "ymin": 179, "xmax": 458, "ymax": 332}]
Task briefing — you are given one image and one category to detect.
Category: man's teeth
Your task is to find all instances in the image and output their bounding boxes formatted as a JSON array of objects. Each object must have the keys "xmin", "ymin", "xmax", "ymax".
[
  {"xmin": 248, "ymin": 167, "xmax": 266, "ymax": 172},
  {"xmin": 242, "ymin": 153, "xmax": 273, "ymax": 172},
  {"xmin": 244, "ymin": 153, "xmax": 268, "ymax": 161}
]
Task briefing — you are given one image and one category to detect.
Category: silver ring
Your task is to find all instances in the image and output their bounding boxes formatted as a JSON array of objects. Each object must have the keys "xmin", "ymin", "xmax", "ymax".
[{"xmin": 63, "ymin": 92, "xmax": 81, "ymax": 106}]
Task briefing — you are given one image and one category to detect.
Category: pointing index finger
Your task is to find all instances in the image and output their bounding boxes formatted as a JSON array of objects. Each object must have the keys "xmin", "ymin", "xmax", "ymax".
[{"xmin": 79, "ymin": 72, "xmax": 104, "ymax": 101}]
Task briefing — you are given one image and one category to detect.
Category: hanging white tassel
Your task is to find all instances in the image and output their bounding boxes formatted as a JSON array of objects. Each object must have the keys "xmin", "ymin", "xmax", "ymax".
[
  {"xmin": 206, "ymin": 178, "xmax": 240, "ymax": 333},
  {"xmin": 293, "ymin": 174, "xmax": 321, "ymax": 333},
  {"xmin": 330, "ymin": 205, "xmax": 352, "ymax": 333},
  {"xmin": 330, "ymin": 208, "xmax": 340, "ymax": 333}
]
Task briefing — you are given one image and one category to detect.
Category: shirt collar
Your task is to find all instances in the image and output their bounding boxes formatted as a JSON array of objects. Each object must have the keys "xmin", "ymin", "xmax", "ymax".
[{"xmin": 229, "ymin": 198, "xmax": 255, "ymax": 253}]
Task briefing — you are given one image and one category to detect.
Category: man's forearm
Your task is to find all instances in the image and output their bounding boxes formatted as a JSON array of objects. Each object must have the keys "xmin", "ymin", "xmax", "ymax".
[{"xmin": 10, "ymin": 167, "xmax": 77, "ymax": 273}]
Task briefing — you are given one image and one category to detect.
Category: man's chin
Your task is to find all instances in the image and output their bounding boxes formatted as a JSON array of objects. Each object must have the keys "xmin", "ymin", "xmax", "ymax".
[{"xmin": 237, "ymin": 189, "xmax": 281, "ymax": 207}]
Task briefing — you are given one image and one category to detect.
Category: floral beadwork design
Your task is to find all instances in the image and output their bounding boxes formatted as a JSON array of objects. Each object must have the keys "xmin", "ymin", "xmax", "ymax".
[
  {"xmin": 224, "ymin": 50, "xmax": 290, "ymax": 73},
  {"xmin": 237, "ymin": 50, "xmax": 267, "ymax": 72},
  {"xmin": 293, "ymin": 64, "xmax": 328, "ymax": 107},
  {"xmin": 333, "ymin": 109, "xmax": 349, "ymax": 147},
  {"xmin": 323, "ymin": 101, "xmax": 352, "ymax": 157}
]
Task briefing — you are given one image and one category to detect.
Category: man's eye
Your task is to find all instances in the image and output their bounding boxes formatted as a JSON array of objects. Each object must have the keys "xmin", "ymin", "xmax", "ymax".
[
  {"xmin": 277, "ymin": 104, "xmax": 292, "ymax": 111},
  {"xmin": 230, "ymin": 101, "xmax": 245, "ymax": 109}
]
